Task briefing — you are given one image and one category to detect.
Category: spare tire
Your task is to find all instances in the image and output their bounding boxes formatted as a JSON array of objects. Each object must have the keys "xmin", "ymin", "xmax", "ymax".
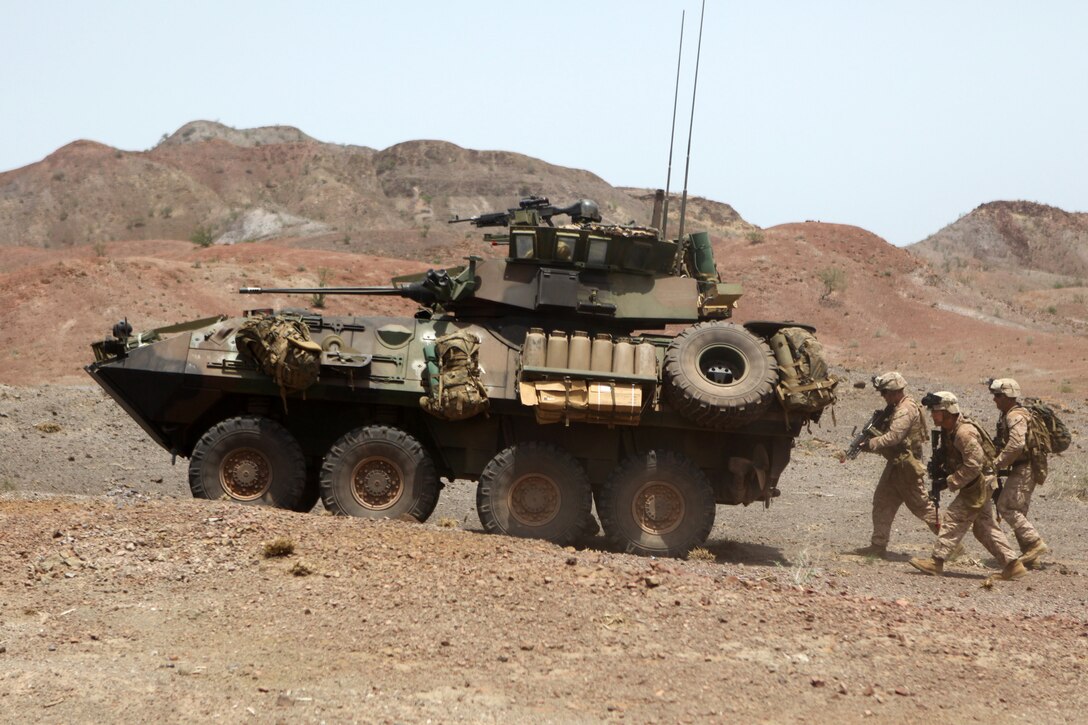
[{"xmin": 663, "ymin": 322, "xmax": 778, "ymax": 428}]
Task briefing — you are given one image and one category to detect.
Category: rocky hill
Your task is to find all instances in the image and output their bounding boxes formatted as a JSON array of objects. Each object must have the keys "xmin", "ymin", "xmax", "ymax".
[
  {"xmin": 910, "ymin": 200, "xmax": 1088, "ymax": 279},
  {"xmin": 0, "ymin": 121, "xmax": 753, "ymax": 259},
  {"xmin": 907, "ymin": 201, "xmax": 1088, "ymax": 330}
]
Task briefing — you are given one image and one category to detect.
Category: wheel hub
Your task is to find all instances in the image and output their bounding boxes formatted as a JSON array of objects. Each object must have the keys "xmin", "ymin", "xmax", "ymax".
[
  {"xmin": 351, "ymin": 456, "xmax": 403, "ymax": 510},
  {"xmin": 508, "ymin": 474, "xmax": 560, "ymax": 526},
  {"xmin": 698, "ymin": 345, "xmax": 748, "ymax": 386},
  {"xmin": 632, "ymin": 481, "xmax": 685, "ymax": 535},
  {"xmin": 219, "ymin": 448, "xmax": 272, "ymax": 500}
]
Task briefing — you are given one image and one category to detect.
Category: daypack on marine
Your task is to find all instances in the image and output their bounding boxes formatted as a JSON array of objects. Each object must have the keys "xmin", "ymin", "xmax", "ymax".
[
  {"xmin": 420, "ymin": 330, "xmax": 489, "ymax": 421},
  {"xmin": 768, "ymin": 327, "xmax": 839, "ymax": 415},
  {"xmin": 968, "ymin": 418, "xmax": 999, "ymax": 465},
  {"xmin": 939, "ymin": 417, "xmax": 998, "ymax": 480},
  {"xmin": 1023, "ymin": 397, "xmax": 1071, "ymax": 455},
  {"xmin": 235, "ymin": 314, "xmax": 322, "ymax": 398}
]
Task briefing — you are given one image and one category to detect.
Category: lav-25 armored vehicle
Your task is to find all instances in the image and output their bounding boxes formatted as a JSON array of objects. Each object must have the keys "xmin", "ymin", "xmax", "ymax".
[{"xmin": 87, "ymin": 196, "xmax": 837, "ymax": 557}]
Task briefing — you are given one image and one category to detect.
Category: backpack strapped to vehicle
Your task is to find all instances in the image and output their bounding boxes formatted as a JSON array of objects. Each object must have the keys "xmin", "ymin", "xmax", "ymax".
[
  {"xmin": 420, "ymin": 330, "xmax": 489, "ymax": 421},
  {"xmin": 768, "ymin": 327, "xmax": 839, "ymax": 417},
  {"xmin": 235, "ymin": 314, "xmax": 322, "ymax": 409}
]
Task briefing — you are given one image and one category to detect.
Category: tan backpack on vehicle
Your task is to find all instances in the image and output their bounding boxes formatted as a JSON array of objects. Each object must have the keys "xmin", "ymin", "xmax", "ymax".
[
  {"xmin": 420, "ymin": 330, "xmax": 489, "ymax": 421},
  {"xmin": 768, "ymin": 327, "xmax": 839, "ymax": 415},
  {"xmin": 235, "ymin": 315, "xmax": 322, "ymax": 406}
]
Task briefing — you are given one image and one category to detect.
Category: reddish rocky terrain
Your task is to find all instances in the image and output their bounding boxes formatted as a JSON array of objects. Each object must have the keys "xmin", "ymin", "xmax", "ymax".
[{"xmin": 1, "ymin": 125, "xmax": 1087, "ymax": 722}]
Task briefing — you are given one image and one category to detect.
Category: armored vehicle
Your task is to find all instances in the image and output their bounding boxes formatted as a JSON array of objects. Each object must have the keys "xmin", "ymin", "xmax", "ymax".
[{"xmin": 87, "ymin": 196, "xmax": 837, "ymax": 557}]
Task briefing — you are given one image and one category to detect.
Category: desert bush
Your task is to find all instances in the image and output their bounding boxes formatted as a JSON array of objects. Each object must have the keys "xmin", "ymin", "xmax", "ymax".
[
  {"xmin": 190, "ymin": 226, "xmax": 214, "ymax": 247},
  {"xmin": 311, "ymin": 267, "xmax": 332, "ymax": 309},
  {"xmin": 686, "ymin": 547, "xmax": 715, "ymax": 562},
  {"xmin": 817, "ymin": 267, "xmax": 847, "ymax": 299},
  {"xmin": 262, "ymin": 538, "xmax": 295, "ymax": 558},
  {"xmin": 745, "ymin": 230, "xmax": 765, "ymax": 244},
  {"xmin": 1051, "ymin": 459, "xmax": 1088, "ymax": 502},
  {"xmin": 289, "ymin": 561, "xmax": 314, "ymax": 576}
]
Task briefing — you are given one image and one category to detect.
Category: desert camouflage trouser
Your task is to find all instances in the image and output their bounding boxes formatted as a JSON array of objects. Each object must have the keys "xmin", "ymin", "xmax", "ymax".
[
  {"xmin": 933, "ymin": 479, "xmax": 1017, "ymax": 565},
  {"xmin": 997, "ymin": 463, "xmax": 1042, "ymax": 552},
  {"xmin": 871, "ymin": 459, "xmax": 938, "ymax": 548}
]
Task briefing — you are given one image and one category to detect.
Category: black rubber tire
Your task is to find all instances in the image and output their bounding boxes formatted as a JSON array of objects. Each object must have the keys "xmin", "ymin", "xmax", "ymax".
[
  {"xmin": 476, "ymin": 443, "xmax": 592, "ymax": 547},
  {"xmin": 663, "ymin": 322, "xmax": 778, "ymax": 428},
  {"xmin": 598, "ymin": 450, "xmax": 715, "ymax": 558},
  {"xmin": 319, "ymin": 425, "xmax": 439, "ymax": 521},
  {"xmin": 291, "ymin": 464, "xmax": 323, "ymax": 513},
  {"xmin": 188, "ymin": 416, "xmax": 307, "ymax": 509}
]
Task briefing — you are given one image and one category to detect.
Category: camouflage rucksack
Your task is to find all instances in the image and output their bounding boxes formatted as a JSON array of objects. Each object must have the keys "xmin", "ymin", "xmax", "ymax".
[
  {"xmin": 420, "ymin": 330, "xmax": 489, "ymax": 421},
  {"xmin": 966, "ymin": 418, "xmax": 999, "ymax": 465},
  {"xmin": 943, "ymin": 417, "xmax": 999, "ymax": 478},
  {"xmin": 1022, "ymin": 398, "xmax": 1071, "ymax": 455},
  {"xmin": 235, "ymin": 315, "xmax": 322, "ymax": 403},
  {"xmin": 769, "ymin": 327, "xmax": 839, "ymax": 415}
]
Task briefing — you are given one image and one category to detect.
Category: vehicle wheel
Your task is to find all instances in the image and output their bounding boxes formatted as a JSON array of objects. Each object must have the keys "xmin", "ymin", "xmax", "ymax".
[
  {"xmin": 476, "ymin": 443, "xmax": 592, "ymax": 547},
  {"xmin": 291, "ymin": 464, "xmax": 323, "ymax": 513},
  {"xmin": 663, "ymin": 322, "xmax": 778, "ymax": 427},
  {"xmin": 598, "ymin": 450, "xmax": 715, "ymax": 557},
  {"xmin": 188, "ymin": 416, "xmax": 307, "ymax": 509},
  {"xmin": 320, "ymin": 425, "xmax": 439, "ymax": 521}
]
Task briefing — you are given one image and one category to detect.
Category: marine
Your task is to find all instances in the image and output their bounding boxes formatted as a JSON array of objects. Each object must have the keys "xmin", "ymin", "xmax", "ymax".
[
  {"xmin": 854, "ymin": 372, "xmax": 938, "ymax": 556},
  {"xmin": 909, "ymin": 391, "xmax": 1026, "ymax": 581},
  {"xmin": 990, "ymin": 378, "xmax": 1049, "ymax": 567}
]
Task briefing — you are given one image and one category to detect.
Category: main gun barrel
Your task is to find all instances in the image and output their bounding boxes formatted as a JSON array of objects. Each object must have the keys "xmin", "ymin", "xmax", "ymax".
[
  {"xmin": 240, "ymin": 286, "xmax": 409, "ymax": 296},
  {"xmin": 239, "ymin": 284, "xmax": 439, "ymax": 305}
]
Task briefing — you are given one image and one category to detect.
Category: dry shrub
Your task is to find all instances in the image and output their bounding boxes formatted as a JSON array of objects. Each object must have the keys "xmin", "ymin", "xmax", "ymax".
[
  {"xmin": 1051, "ymin": 461, "xmax": 1088, "ymax": 502},
  {"xmin": 687, "ymin": 547, "xmax": 715, "ymax": 562},
  {"xmin": 35, "ymin": 422, "xmax": 62, "ymax": 434},
  {"xmin": 289, "ymin": 561, "xmax": 313, "ymax": 576},
  {"xmin": 437, "ymin": 517, "xmax": 459, "ymax": 528},
  {"xmin": 262, "ymin": 537, "xmax": 295, "ymax": 558}
]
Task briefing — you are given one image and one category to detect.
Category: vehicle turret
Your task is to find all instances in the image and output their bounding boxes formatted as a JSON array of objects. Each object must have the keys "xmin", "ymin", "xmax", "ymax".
[{"xmin": 239, "ymin": 197, "xmax": 741, "ymax": 329}]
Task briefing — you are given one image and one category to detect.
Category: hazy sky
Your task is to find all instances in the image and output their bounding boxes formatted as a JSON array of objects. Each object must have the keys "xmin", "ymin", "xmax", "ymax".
[{"xmin": 3, "ymin": 1, "xmax": 1086, "ymax": 245}]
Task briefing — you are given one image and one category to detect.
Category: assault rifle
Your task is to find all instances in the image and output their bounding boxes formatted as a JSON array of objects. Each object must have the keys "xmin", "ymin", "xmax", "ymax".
[
  {"xmin": 927, "ymin": 428, "xmax": 949, "ymax": 533},
  {"xmin": 448, "ymin": 196, "xmax": 601, "ymax": 228},
  {"xmin": 840, "ymin": 407, "xmax": 891, "ymax": 463}
]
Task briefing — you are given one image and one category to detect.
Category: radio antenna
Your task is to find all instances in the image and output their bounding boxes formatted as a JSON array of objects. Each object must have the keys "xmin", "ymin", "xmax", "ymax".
[
  {"xmin": 660, "ymin": 10, "xmax": 685, "ymax": 242},
  {"xmin": 676, "ymin": 0, "xmax": 706, "ymax": 243}
]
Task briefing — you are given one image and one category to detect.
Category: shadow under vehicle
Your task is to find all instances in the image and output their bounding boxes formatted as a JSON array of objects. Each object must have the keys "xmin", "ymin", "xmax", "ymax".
[{"xmin": 87, "ymin": 196, "xmax": 837, "ymax": 557}]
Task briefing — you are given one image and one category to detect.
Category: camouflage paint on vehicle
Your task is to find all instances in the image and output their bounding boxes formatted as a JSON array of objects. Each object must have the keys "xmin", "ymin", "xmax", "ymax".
[{"xmin": 87, "ymin": 196, "xmax": 837, "ymax": 557}]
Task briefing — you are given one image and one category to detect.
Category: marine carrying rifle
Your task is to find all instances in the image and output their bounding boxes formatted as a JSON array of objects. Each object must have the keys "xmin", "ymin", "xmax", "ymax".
[{"xmin": 840, "ymin": 407, "xmax": 891, "ymax": 463}]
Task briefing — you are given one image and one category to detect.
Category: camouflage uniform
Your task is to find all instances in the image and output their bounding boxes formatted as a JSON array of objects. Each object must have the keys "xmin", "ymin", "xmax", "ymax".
[
  {"xmin": 994, "ymin": 404, "xmax": 1045, "ymax": 554},
  {"xmin": 866, "ymin": 395, "xmax": 938, "ymax": 548},
  {"xmin": 932, "ymin": 417, "xmax": 1018, "ymax": 566}
]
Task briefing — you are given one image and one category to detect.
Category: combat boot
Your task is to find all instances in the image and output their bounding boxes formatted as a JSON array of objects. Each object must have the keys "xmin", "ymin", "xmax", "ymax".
[
  {"xmin": 1019, "ymin": 540, "xmax": 1048, "ymax": 567},
  {"xmin": 997, "ymin": 559, "xmax": 1027, "ymax": 581},
  {"xmin": 909, "ymin": 557, "xmax": 943, "ymax": 576},
  {"xmin": 851, "ymin": 544, "xmax": 887, "ymax": 558}
]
